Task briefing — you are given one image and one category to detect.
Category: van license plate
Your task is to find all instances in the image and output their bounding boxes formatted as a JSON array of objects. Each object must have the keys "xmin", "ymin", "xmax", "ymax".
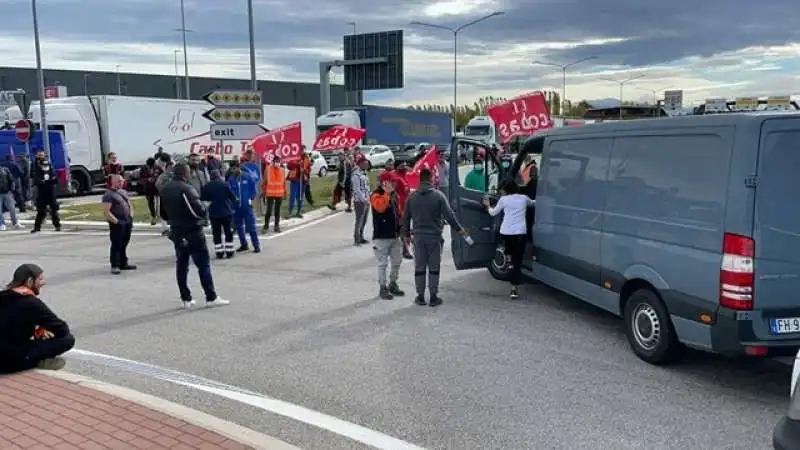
[{"xmin": 769, "ymin": 318, "xmax": 800, "ymax": 334}]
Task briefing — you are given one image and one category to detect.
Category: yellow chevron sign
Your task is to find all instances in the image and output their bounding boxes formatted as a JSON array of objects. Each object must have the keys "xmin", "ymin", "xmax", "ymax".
[
  {"xmin": 203, "ymin": 107, "xmax": 263, "ymax": 123},
  {"xmin": 203, "ymin": 90, "xmax": 262, "ymax": 106}
]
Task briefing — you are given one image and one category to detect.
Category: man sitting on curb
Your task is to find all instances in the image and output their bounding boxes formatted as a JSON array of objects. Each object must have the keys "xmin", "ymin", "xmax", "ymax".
[{"xmin": 0, "ymin": 264, "xmax": 75, "ymax": 373}]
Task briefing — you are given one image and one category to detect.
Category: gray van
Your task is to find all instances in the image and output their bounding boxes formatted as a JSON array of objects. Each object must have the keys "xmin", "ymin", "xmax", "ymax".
[{"xmin": 447, "ymin": 113, "xmax": 800, "ymax": 365}]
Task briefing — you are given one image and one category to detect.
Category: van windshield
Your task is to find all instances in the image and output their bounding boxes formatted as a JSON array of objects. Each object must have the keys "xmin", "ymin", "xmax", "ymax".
[{"xmin": 466, "ymin": 126, "xmax": 490, "ymax": 136}]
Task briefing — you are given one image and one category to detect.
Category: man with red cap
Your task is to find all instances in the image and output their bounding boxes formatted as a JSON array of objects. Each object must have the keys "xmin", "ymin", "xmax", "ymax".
[{"xmin": 370, "ymin": 171, "xmax": 406, "ymax": 299}]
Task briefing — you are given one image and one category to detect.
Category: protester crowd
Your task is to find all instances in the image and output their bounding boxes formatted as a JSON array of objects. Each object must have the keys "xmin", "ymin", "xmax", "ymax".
[{"xmin": 0, "ymin": 149, "xmax": 64, "ymax": 232}]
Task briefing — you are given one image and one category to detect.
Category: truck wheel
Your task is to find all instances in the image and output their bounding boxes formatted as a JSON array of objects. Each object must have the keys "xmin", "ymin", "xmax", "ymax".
[
  {"xmin": 70, "ymin": 170, "xmax": 89, "ymax": 194},
  {"xmin": 318, "ymin": 167, "xmax": 328, "ymax": 178},
  {"xmin": 487, "ymin": 244, "xmax": 512, "ymax": 281},
  {"xmin": 623, "ymin": 288, "xmax": 682, "ymax": 365}
]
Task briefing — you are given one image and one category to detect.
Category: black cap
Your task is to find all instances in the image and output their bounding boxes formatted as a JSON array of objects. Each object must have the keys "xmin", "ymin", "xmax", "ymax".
[{"xmin": 9, "ymin": 263, "xmax": 43, "ymax": 287}]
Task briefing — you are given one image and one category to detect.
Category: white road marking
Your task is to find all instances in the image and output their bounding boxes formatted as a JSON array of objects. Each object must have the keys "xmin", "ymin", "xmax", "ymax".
[{"xmin": 69, "ymin": 349, "xmax": 425, "ymax": 450}]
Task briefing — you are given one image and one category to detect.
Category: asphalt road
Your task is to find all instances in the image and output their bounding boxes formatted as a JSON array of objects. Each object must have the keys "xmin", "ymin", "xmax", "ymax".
[{"xmin": 0, "ymin": 214, "xmax": 789, "ymax": 450}]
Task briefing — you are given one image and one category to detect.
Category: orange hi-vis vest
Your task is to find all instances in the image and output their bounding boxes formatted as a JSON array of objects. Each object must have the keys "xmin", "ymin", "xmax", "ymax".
[{"xmin": 264, "ymin": 166, "xmax": 287, "ymax": 197}]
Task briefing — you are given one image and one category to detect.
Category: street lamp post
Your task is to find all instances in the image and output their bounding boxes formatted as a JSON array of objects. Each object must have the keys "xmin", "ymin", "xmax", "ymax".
[
  {"xmin": 173, "ymin": 50, "xmax": 181, "ymax": 99},
  {"xmin": 600, "ymin": 74, "xmax": 646, "ymax": 120},
  {"xmin": 532, "ymin": 56, "xmax": 597, "ymax": 116},
  {"xmin": 410, "ymin": 12, "xmax": 504, "ymax": 129},
  {"xmin": 177, "ymin": 0, "xmax": 191, "ymax": 99},
  {"xmin": 31, "ymin": 0, "xmax": 50, "ymax": 157},
  {"xmin": 115, "ymin": 65, "xmax": 122, "ymax": 95},
  {"xmin": 247, "ymin": 0, "xmax": 257, "ymax": 91},
  {"xmin": 83, "ymin": 74, "xmax": 90, "ymax": 95}
]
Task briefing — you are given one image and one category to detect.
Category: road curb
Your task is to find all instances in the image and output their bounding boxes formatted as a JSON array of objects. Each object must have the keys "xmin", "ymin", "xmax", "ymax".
[
  {"xmin": 17, "ymin": 206, "xmax": 339, "ymax": 232},
  {"xmin": 38, "ymin": 370, "xmax": 302, "ymax": 450}
]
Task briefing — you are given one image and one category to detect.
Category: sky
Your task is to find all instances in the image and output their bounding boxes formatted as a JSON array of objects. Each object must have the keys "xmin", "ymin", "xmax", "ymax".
[{"xmin": 1, "ymin": 0, "xmax": 799, "ymax": 108}]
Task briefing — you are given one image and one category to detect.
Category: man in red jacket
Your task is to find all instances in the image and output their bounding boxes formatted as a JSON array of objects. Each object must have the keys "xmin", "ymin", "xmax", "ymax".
[
  {"xmin": 104, "ymin": 152, "xmax": 123, "ymax": 188},
  {"xmin": 392, "ymin": 162, "xmax": 413, "ymax": 259}
]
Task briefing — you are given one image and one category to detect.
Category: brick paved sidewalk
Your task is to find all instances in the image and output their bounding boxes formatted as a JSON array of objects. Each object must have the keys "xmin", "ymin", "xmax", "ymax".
[{"xmin": 0, "ymin": 371, "xmax": 253, "ymax": 450}]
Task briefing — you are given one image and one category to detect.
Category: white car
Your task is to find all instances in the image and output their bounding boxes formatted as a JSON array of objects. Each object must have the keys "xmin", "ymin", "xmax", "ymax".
[
  {"xmin": 360, "ymin": 145, "xmax": 395, "ymax": 169},
  {"xmin": 308, "ymin": 150, "xmax": 329, "ymax": 177}
]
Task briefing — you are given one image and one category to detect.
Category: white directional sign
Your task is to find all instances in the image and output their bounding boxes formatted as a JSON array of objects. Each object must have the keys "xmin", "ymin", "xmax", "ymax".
[
  {"xmin": 663, "ymin": 90, "xmax": 683, "ymax": 109},
  {"xmin": 210, "ymin": 124, "xmax": 268, "ymax": 141}
]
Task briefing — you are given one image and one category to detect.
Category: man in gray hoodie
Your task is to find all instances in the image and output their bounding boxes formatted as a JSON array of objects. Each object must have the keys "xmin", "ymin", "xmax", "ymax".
[
  {"xmin": 187, "ymin": 153, "xmax": 210, "ymax": 192},
  {"xmin": 403, "ymin": 168, "xmax": 469, "ymax": 307}
]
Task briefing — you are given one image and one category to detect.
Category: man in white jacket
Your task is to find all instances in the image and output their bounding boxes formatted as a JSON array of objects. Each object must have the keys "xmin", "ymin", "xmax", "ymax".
[{"xmin": 351, "ymin": 156, "xmax": 370, "ymax": 245}]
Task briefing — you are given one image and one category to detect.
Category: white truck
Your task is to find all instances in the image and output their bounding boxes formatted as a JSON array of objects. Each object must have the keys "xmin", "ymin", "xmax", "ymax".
[
  {"xmin": 4, "ymin": 95, "xmax": 316, "ymax": 193},
  {"xmin": 464, "ymin": 116, "xmax": 498, "ymax": 145}
]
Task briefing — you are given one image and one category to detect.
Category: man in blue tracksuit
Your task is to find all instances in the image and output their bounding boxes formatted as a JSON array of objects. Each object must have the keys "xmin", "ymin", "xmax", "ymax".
[{"xmin": 227, "ymin": 160, "xmax": 261, "ymax": 253}]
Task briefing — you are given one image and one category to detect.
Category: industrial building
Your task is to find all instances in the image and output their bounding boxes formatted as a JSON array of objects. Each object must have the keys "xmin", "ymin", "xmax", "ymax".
[{"xmin": 0, "ymin": 66, "xmax": 359, "ymax": 113}]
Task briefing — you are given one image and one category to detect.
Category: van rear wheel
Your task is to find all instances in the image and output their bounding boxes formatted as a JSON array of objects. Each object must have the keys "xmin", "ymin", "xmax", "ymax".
[
  {"xmin": 487, "ymin": 245, "xmax": 512, "ymax": 281},
  {"xmin": 623, "ymin": 288, "xmax": 682, "ymax": 365}
]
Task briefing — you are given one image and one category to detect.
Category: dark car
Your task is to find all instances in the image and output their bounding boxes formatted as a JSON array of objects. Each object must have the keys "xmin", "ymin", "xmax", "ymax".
[{"xmin": 774, "ymin": 351, "xmax": 800, "ymax": 449}]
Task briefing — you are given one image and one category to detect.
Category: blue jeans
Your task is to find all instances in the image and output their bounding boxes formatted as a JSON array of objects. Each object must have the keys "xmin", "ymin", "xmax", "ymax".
[
  {"xmin": 172, "ymin": 228, "xmax": 217, "ymax": 302},
  {"xmin": 288, "ymin": 180, "xmax": 303, "ymax": 212},
  {"xmin": 0, "ymin": 192, "xmax": 18, "ymax": 225},
  {"xmin": 233, "ymin": 206, "xmax": 260, "ymax": 250}
]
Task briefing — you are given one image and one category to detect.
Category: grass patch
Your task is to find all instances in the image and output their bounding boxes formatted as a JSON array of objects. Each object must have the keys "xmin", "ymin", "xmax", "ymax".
[{"xmin": 59, "ymin": 171, "xmax": 380, "ymax": 222}]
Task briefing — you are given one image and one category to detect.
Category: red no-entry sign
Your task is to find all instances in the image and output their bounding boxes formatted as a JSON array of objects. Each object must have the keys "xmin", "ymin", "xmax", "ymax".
[{"xmin": 15, "ymin": 119, "xmax": 32, "ymax": 142}]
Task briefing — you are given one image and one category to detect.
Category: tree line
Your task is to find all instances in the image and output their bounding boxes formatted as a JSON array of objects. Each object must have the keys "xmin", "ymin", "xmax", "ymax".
[{"xmin": 407, "ymin": 91, "xmax": 594, "ymax": 127}]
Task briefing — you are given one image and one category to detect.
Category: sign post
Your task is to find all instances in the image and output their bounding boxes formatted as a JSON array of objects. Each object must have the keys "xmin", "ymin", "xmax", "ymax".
[{"xmin": 202, "ymin": 89, "xmax": 265, "ymax": 164}]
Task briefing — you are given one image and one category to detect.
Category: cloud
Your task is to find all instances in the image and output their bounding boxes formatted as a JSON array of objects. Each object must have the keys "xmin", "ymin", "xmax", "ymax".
[{"xmin": 2, "ymin": 0, "xmax": 799, "ymax": 109}]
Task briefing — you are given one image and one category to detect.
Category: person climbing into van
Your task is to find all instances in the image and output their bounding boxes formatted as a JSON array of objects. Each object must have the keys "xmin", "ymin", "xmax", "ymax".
[
  {"xmin": 403, "ymin": 168, "xmax": 471, "ymax": 307},
  {"xmin": 464, "ymin": 156, "xmax": 486, "ymax": 192},
  {"xmin": 262, "ymin": 154, "xmax": 287, "ymax": 233},
  {"xmin": 483, "ymin": 181, "xmax": 535, "ymax": 299},
  {"xmin": 0, "ymin": 264, "xmax": 75, "ymax": 373},
  {"xmin": 228, "ymin": 160, "xmax": 261, "ymax": 253}
]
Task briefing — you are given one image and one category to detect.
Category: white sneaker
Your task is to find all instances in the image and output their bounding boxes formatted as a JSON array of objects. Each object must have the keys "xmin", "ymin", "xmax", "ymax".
[
  {"xmin": 0, "ymin": 224, "xmax": 6, "ymax": 231},
  {"xmin": 181, "ymin": 300, "xmax": 196, "ymax": 309},
  {"xmin": 13, "ymin": 223, "xmax": 23, "ymax": 229},
  {"xmin": 206, "ymin": 297, "xmax": 230, "ymax": 308}
]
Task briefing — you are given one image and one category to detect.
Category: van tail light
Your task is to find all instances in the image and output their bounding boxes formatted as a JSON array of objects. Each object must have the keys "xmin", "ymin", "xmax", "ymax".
[{"xmin": 720, "ymin": 233, "xmax": 755, "ymax": 310}]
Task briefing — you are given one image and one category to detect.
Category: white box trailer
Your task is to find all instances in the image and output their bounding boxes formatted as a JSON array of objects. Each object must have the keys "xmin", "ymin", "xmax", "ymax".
[{"xmin": 5, "ymin": 95, "xmax": 316, "ymax": 193}]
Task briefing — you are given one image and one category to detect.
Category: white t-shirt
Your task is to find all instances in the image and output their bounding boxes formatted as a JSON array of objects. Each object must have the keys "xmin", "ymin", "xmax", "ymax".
[{"xmin": 488, "ymin": 193, "xmax": 534, "ymax": 236}]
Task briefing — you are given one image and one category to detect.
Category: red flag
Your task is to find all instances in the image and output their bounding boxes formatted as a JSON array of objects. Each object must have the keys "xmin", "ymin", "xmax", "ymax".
[
  {"xmin": 487, "ymin": 91, "xmax": 553, "ymax": 144},
  {"xmin": 250, "ymin": 121, "xmax": 303, "ymax": 163},
  {"xmin": 404, "ymin": 145, "xmax": 439, "ymax": 191},
  {"xmin": 314, "ymin": 126, "xmax": 365, "ymax": 151}
]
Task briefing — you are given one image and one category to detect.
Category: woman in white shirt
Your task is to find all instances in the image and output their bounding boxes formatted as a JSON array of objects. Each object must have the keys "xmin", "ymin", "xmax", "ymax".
[{"xmin": 483, "ymin": 181, "xmax": 535, "ymax": 299}]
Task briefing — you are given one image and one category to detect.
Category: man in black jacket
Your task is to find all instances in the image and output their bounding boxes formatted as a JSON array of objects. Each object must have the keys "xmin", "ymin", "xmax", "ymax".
[
  {"xmin": 31, "ymin": 152, "xmax": 61, "ymax": 233},
  {"xmin": 0, "ymin": 264, "xmax": 75, "ymax": 373},
  {"xmin": 160, "ymin": 163, "xmax": 229, "ymax": 309}
]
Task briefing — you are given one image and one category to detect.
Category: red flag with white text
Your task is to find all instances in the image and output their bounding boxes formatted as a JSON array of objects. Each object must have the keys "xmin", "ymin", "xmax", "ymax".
[
  {"xmin": 487, "ymin": 91, "xmax": 553, "ymax": 144},
  {"xmin": 404, "ymin": 146, "xmax": 439, "ymax": 191},
  {"xmin": 314, "ymin": 126, "xmax": 366, "ymax": 151},
  {"xmin": 250, "ymin": 121, "xmax": 303, "ymax": 163}
]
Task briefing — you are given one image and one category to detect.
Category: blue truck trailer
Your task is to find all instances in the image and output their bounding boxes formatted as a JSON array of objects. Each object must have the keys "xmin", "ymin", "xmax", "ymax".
[{"xmin": 316, "ymin": 105, "xmax": 452, "ymax": 146}]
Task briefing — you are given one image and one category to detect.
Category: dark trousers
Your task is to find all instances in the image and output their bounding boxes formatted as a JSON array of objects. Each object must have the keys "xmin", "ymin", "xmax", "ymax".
[
  {"xmin": 145, "ymin": 193, "xmax": 157, "ymax": 217},
  {"xmin": 413, "ymin": 234, "xmax": 443, "ymax": 296},
  {"xmin": 210, "ymin": 216, "xmax": 234, "ymax": 255},
  {"xmin": 0, "ymin": 334, "xmax": 75, "ymax": 374},
  {"xmin": 264, "ymin": 197, "xmax": 282, "ymax": 229},
  {"xmin": 13, "ymin": 189, "xmax": 25, "ymax": 212},
  {"xmin": 332, "ymin": 183, "xmax": 352, "ymax": 207},
  {"xmin": 172, "ymin": 228, "xmax": 217, "ymax": 302},
  {"xmin": 304, "ymin": 183, "xmax": 313, "ymax": 205},
  {"xmin": 503, "ymin": 234, "xmax": 526, "ymax": 286},
  {"xmin": 33, "ymin": 190, "xmax": 60, "ymax": 230},
  {"xmin": 109, "ymin": 221, "xmax": 133, "ymax": 268}
]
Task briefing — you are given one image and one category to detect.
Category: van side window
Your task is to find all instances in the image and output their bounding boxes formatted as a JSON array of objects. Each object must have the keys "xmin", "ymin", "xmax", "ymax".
[
  {"xmin": 758, "ymin": 130, "xmax": 800, "ymax": 233},
  {"xmin": 541, "ymin": 138, "xmax": 612, "ymax": 207},
  {"xmin": 606, "ymin": 134, "xmax": 727, "ymax": 228}
]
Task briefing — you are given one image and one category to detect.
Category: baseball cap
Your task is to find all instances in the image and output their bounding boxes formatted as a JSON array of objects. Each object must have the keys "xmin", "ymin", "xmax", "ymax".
[{"xmin": 378, "ymin": 171, "xmax": 395, "ymax": 183}]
